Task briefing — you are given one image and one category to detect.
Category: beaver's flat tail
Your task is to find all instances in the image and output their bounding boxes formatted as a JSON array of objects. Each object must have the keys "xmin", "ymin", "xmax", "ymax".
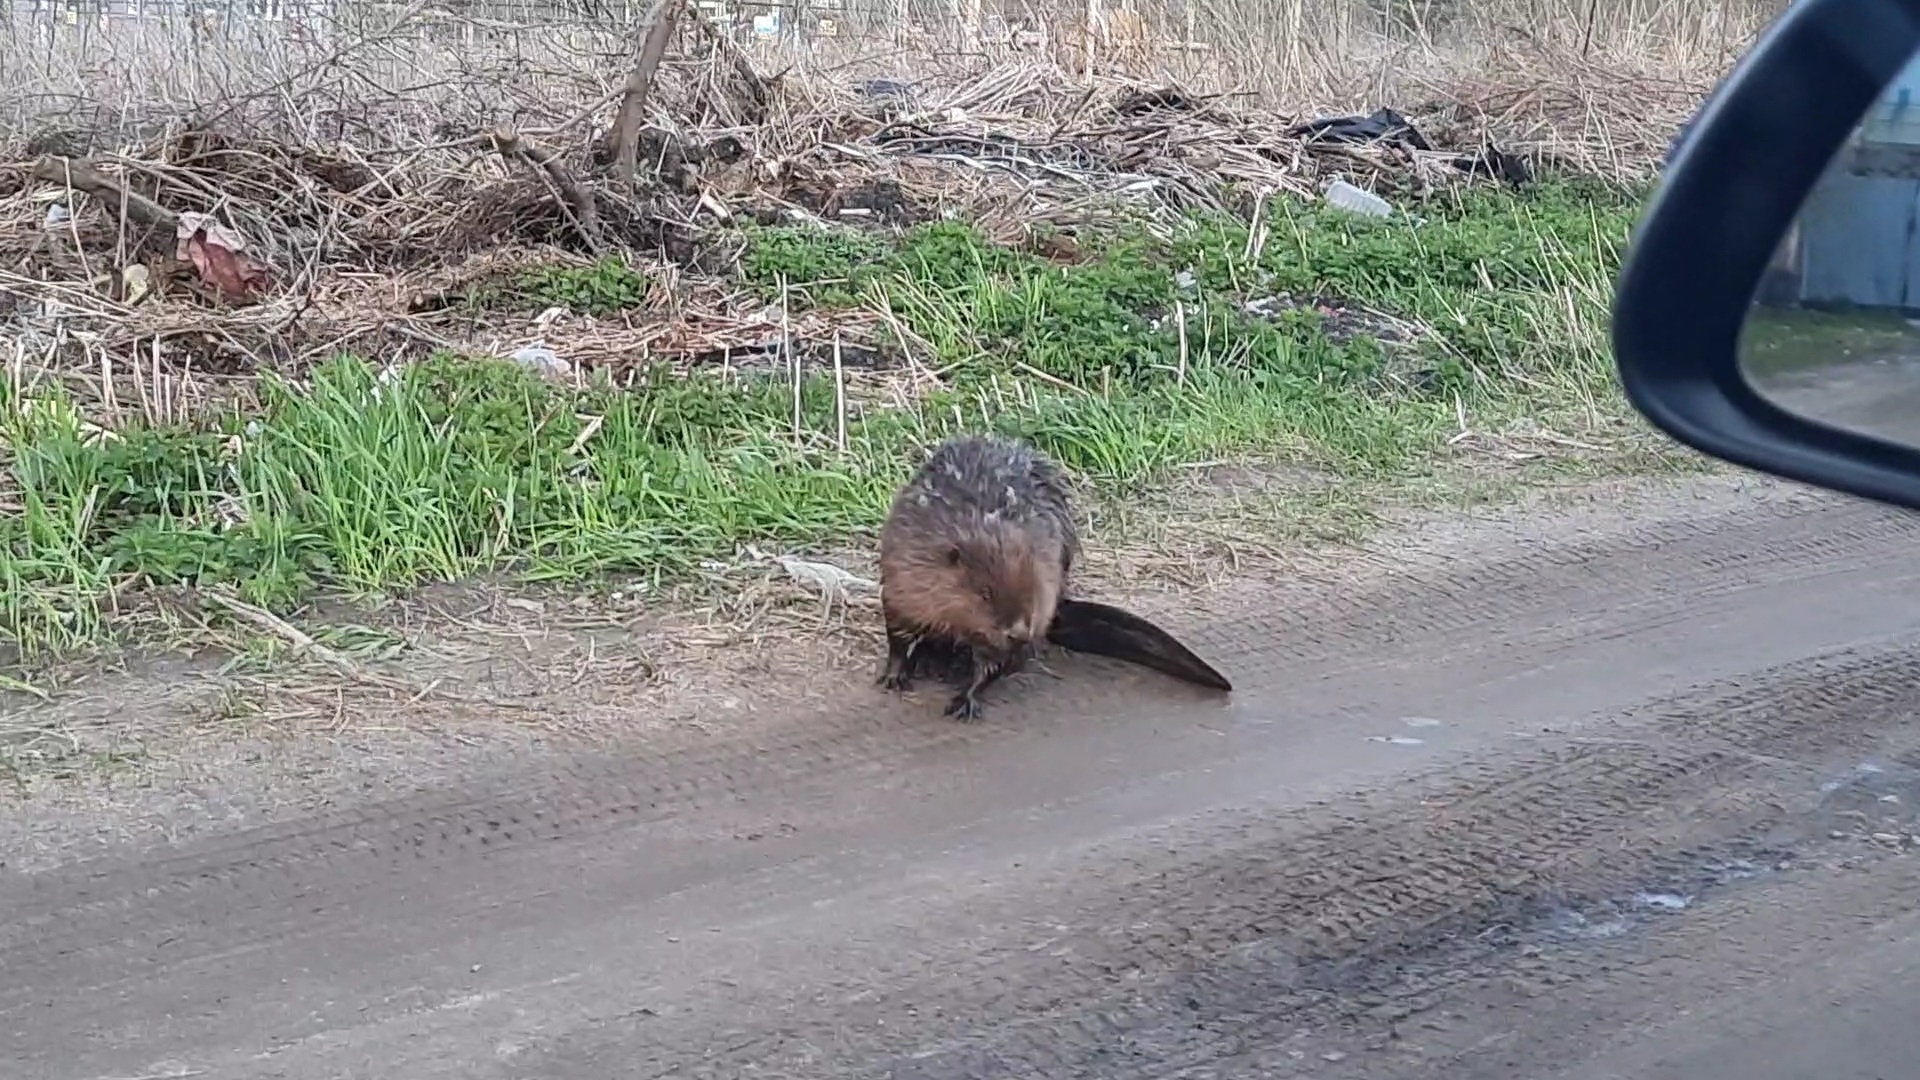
[{"xmin": 1045, "ymin": 598, "xmax": 1233, "ymax": 693}]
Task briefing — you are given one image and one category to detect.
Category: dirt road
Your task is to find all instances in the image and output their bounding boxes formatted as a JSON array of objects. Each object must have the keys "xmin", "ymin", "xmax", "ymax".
[
  {"xmin": 1751, "ymin": 351, "xmax": 1920, "ymax": 447},
  {"xmin": 9, "ymin": 475, "xmax": 1920, "ymax": 1079}
]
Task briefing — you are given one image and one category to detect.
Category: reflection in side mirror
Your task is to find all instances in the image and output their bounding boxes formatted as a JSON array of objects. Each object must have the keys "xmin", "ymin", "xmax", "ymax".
[{"xmin": 1740, "ymin": 47, "xmax": 1920, "ymax": 450}]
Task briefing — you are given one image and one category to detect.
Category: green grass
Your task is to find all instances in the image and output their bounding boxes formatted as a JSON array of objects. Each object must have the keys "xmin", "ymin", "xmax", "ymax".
[
  {"xmin": 1740, "ymin": 305, "xmax": 1920, "ymax": 380},
  {"xmin": 0, "ymin": 180, "xmax": 1650, "ymax": 657}
]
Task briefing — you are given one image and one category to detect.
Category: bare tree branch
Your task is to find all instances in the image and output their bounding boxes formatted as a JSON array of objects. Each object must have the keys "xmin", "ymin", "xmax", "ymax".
[{"xmin": 605, "ymin": 0, "xmax": 689, "ymax": 187}]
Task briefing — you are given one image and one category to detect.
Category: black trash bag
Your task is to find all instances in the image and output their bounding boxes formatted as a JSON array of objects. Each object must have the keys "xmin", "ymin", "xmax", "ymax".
[
  {"xmin": 1290, "ymin": 105, "xmax": 1533, "ymax": 187},
  {"xmin": 1286, "ymin": 107, "xmax": 1434, "ymax": 152}
]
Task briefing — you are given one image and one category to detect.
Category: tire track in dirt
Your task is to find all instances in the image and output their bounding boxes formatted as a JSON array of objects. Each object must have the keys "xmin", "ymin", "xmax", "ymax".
[
  {"xmin": 1298, "ymin": 791, "xmax": 1920, "ymax": 1079},
  {"xmin": 7, "ymin": 485, "xmax": 1920, "ymax": 1078},
  {"xmin": 590, "ymin": 643, "xmax": 1920, "ymax": 1080},
  {"xmin": 1186, "ymin": 490, "xmax": 1918, "ymax": 663}
]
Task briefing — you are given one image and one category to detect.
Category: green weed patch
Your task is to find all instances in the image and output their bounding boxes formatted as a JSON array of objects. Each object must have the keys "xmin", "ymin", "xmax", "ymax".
[{"xmin": 1, "ymin": 182, "xmax": 1649, "ymax": 656}]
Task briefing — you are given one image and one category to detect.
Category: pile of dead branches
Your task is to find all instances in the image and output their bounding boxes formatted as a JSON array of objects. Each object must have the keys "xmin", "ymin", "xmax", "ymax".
[{"xmin": 0, "ymin": 4, "xmax": 1707, "ymax": 413}]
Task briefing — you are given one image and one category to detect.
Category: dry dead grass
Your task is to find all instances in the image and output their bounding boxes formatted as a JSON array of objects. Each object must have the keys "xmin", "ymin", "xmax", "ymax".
[{"xmin": 1, "ymin": 0, "xmax": 1764, "ymax": 145}]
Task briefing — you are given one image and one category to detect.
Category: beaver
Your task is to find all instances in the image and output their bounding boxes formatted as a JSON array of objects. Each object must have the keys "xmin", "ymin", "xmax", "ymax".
[{"xmin": 876, "ymin": 433, "xmax": 1232, "ymax": 720}]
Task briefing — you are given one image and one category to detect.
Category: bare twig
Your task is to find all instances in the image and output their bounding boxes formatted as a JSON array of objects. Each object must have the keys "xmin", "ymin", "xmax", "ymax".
[
  {"xmin": 832, "ymin": 330, "xmax": 847, "ymax": 451},
  {"xmin": 488, "ymin": 128, "xmax": 604, "ymax": 254},
  {"xmin": 203, "ymin": 590, "xmax": 370, "ymax": 682},
  {"xmin": 202, "ymin": 590, "xmax": 539, "ymax": 711}
]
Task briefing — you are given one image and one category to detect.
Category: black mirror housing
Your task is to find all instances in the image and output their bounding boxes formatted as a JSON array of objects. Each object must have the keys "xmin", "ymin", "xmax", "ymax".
[{"xmin": 1612, "ymin": 0, "xmax": 1920, "ymax": 510}]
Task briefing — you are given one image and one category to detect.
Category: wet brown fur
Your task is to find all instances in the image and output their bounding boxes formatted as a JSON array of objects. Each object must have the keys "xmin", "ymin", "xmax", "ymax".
[
  {"xmin": 878, "ymin": 435, "xmax": 1077, "ymax": 719},
  {"xmin": 877, "ymin": 434, "xmax": 1233, "ymax": 719}
]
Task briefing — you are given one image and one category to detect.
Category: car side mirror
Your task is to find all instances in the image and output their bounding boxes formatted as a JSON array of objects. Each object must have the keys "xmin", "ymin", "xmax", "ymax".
[{"xmin": 1614, "ymin": 0, "xmax": 1920, "ymax": 511}]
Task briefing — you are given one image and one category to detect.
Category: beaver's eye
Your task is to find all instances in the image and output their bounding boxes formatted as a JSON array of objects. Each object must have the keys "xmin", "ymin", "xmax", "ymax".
[{"xmin": 944, "ymin": 547, "xmax": 962, "ymax": 566}]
